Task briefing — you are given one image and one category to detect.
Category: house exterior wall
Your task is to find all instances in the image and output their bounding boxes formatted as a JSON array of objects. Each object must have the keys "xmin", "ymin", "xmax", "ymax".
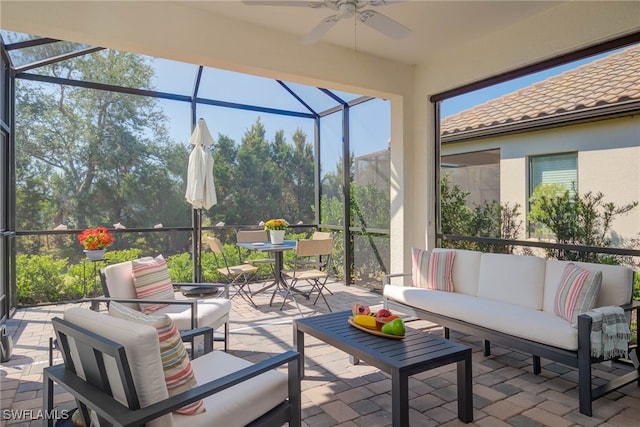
[{"xmin": 443, "ymin": 116, "xmax": 640, "ymax": 243}]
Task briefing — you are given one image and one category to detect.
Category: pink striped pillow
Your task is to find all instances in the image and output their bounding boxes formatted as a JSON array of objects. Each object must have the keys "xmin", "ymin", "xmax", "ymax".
[
  {"xmin": 132, "ymin": 255, "xmax": 175, "ymax": 313},
  {"xmin": 411, "ymin": 248, "xmax": 430, "ymax": 288},
  {"xmin": 427, "ymin": 251, "xmax": 455, "ymax": 292},
  {"xmin": 554, "ymin": 263, "xmax": 602, "ymax": 324},
  {"xmin": 109, "ymin": 302, "xmax": 205, "ymax": 415}
]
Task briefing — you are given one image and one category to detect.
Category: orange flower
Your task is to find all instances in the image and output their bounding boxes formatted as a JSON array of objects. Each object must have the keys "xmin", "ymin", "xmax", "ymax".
[{"xmin": 78, "ymin": 227, "xmax": 115, "ymax": 250}]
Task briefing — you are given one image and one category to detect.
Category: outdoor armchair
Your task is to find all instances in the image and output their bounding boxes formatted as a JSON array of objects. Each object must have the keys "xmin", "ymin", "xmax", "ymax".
[
  {"xmin": 43, "ymin": 307, "xmax": 301, "ymax": 427},
  {"xmin": 98, "ymin": 257, "xmax": 231, "ymax": 350}
]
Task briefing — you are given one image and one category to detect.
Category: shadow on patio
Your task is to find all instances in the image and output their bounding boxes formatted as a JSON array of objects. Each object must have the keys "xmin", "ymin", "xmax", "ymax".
[{"xmin": 1, "ymin": 280, "xmax": 639, "ymax": 426}]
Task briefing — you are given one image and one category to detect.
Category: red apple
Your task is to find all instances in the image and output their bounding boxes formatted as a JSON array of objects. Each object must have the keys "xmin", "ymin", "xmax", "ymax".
[
  {"xmin": 375, "ymin": 309, "xmax": 393, "ymax": 318},
  {"xmin": 375, "ymin": 314, "xmax": 399, "ymax": 331}
]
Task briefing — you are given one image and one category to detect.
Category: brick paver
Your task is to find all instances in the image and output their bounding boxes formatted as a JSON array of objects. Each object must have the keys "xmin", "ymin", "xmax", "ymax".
[{"xmin": 1, "ymin": 280, "xmax": 639, "ymax": 426}]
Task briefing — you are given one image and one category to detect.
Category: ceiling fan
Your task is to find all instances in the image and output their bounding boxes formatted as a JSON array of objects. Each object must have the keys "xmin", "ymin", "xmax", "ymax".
[{"xmin": 242, "ymin": 0, "xmax": 411, "ymax": 45}]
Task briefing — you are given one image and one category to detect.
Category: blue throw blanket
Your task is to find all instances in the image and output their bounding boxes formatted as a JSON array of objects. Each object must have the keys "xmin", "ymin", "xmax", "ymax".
[{"xmin": 583, "ymin": 306, "xmax": 630, "ymax": 359}]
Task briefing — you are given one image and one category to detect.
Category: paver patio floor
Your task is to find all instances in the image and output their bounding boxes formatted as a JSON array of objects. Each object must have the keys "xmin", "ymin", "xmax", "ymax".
[{"xmin": 2, "ymin": 280, "xmax": 639, "ymax": 426}]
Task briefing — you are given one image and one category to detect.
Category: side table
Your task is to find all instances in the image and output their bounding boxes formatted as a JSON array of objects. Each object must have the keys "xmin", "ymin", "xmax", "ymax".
[{"xmin": 80, "ymin": 257, "xmax": 108, "ymax": 310}]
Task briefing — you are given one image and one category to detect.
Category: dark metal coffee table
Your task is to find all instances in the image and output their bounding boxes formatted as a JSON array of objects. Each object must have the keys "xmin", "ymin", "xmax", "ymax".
[{"xmin": 293, "ymin": 310, "xmax": 473, "ymax": 425}]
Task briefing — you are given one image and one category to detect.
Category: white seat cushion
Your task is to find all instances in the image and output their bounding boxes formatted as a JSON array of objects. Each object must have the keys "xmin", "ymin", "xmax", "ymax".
[
  {"xmin": 384, "ymin": 285, "xmax": 578, "ymax": 350},
  {"xmin": 172, "ymin": 351, "xmax": 289, "ymax": 427},
  {"xmin": 154, "ymin": 297, "xmax": 231, "ymax": 330}
]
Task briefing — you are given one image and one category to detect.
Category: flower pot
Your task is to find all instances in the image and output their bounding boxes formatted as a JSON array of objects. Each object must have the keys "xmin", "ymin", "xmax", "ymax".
[
  {"xmin": 269, "ymin": 230, "xmax": 285, "ymax": 245},
  {"xmin": 84, "ymin": 249, "xmax": 106, "ymax": 261}
]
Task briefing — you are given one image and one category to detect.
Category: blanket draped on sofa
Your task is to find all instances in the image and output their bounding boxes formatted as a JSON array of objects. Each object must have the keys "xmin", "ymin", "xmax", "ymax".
[{"xmin": 583, "ymin": 306, "xmax": 630, "ymax": 359}]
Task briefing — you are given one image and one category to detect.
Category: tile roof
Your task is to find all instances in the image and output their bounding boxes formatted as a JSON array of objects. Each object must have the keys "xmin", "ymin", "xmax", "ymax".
[{"xmin": 441, "ymin": 45, "xmax": 640, "ymax": 137}]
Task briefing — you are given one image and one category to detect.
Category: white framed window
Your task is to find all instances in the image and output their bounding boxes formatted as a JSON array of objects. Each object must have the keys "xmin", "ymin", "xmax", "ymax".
[{"xmin": 528, "ymin": 152, "xmax": 577, "ymax": 237}]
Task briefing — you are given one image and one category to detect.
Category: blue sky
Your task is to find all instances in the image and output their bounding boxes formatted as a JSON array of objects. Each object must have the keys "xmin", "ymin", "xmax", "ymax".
[{"xmin": 150, "ymin": 48, "xmax": 616, "ymax": 172}]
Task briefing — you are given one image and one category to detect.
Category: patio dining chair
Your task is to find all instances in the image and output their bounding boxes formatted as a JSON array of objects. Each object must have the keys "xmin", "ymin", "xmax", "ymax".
[
  {"xmin": 98, "ymin": 256, "xmax": 231, "ymax": 350},
  {"xmin": 236, "ymin": 229, "xmax": 276, "ymax": 276},
  {"xmin": 208, "ymin": 236, "xmax": 259, "ymax": 308},
  {"xmin": 292, "ymin": 231, "xmax": 334, "ymax": 295},
  {"xmin": 280, "ymin": 238, "xmax": 334, "ymax": 315},
  {"xmin": 44, "ymin": 307, "xmax": 301, "ymax": 427}
]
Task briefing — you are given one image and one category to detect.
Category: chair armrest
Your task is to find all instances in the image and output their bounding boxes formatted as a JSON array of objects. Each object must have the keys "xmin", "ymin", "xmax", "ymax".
[
  {"xmin": 45, "ymin": 350, "xmax": 300, "ymax": 427},
  {"xmin": 89, "ymin": 297, "xmax": 197, "ymax": 307},
  {"xmin": 179, "ymin": 326, "xmax": 214, "ymax": 356},
  {"xmin": 382, "ymin": 272, "xmax": 412, "ymax": 286},
  {"xmin": 89, "ymin": 297, "xmax": 199, "ymax": 329}
]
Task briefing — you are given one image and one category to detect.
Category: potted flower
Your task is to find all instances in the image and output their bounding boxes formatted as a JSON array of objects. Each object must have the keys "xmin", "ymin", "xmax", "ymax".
[
  {"xmin": 78, "ymin": 226, "xmax": 115, "ymax": 260},
  {"xmin": 264, "ymin": 218, "xmax": 288, "ymax": 245}
]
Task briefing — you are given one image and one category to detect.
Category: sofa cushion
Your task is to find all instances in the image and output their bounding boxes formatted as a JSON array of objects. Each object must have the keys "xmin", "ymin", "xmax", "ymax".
[
  {"xmin": 173, "ymin": 351, "xmax": 289, "ymax": 426},
  {"xmin": 427, "ymin": 250, "xmax": 455, "ymax": 291},
  {"xmin": 132, "ymin": 255, "xmax": 175, "ymax": 314},
  {"xmin": 544, "ymin": 260, "xmax": 633, "ymax": 312},
  {"xmin": 553, "ymin": 263, "xmax": 602, "ymax": 324},
  {"xmin": 63, "ymin": 307, "xmax": 173, "ymax": 427},
  {"xmin": 411, "ymin": 248, "xmax": 430, "ymax": 288},
  {"xmin": 101, "ymin": 260, "xmax": 141, "ymax": 310},
  {"xmin": 109, "ymin": 302, "xmax": 205, "ymax": 415},
  {"xmin": 435, "ymin": 248, "xmax": 482, "ymax": 296},
  {"xmin": 477, "ymin": 253, "xmax": 546, "ymax": 310},
  {"xmin": 384, "ymin": 285, "xmax": 579, "ymax": 350}
]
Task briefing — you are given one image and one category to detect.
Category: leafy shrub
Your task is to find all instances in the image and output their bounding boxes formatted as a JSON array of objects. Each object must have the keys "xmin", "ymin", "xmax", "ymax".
[
  {"xmin": 529, "ymin": 185, "xmax": 638, "ymax": 263},
  {"xmin": 166, "ymin": 252, "xmax": 193, "ymax": 282},
  {"xmin": 16, "ymin": 254, "xmax": 67, "ymax": 304}
]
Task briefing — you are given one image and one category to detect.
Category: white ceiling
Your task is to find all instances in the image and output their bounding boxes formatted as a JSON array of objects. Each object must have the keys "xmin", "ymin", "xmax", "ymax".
[{"xmin": 184, "ymin": 0, "xmax": 563, "ymax": 65}]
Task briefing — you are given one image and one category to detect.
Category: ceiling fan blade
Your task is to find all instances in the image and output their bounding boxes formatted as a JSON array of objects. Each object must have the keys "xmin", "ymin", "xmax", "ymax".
[
  {"xmin": 358, "ymin": 9, "xmax": 411, "ymax": 39},
  {"xmin": 301, "ymin": 15, "xmax": 339, "ymax": 45},
  {"xmin": 366, "ymin": 0, "xmax": 406, "ymax": 7},
  {"xmin": 242, "ymin": 0, "xmax": 328, "ymax": 8}
]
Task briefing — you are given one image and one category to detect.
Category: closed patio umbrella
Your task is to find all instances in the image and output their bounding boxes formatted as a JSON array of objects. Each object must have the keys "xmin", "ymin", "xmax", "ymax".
[
  {"xmin": 185, "ymin": 118, "xmax": 217, "ymax": 209},
  {"xmin": 186, "ymin": 118, "xmax": 217, "ymax": 282}
]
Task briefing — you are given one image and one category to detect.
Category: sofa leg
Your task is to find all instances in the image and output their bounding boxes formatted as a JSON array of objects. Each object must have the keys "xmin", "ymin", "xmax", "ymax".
[
  {"xmin": 532, "ymin": 355, "xmax": 541, "ymax": 375},
  {"xmin": 483, "ymin": 339, "xmax": 491, "ymax": 357},
  {"xmin": 577, "ymin": 314, "xmax": 593, "ymax": 416},
  {"xmin": 443, "ymin": 327, "xmax": 450, "ymax": 339}
]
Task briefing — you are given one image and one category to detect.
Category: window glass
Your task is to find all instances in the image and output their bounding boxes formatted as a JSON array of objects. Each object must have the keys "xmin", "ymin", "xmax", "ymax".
[{"xmin": 530, "ymin": 153, "xmax": 577, "ymax": 196}]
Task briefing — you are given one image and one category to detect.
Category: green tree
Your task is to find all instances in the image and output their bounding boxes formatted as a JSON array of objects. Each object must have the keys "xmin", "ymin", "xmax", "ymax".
[{"xmin": 15, "ymin": 51, "xmax": 190, "ymax": 259}]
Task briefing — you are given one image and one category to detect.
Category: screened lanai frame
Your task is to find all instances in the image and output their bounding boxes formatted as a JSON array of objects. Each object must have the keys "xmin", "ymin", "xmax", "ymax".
[
  {"xmin": 0, "ymin": 32, "xmax": 392, "ymax": 317},
  {"xmin": 431, "ymin": 31, "xmax": 640, "ymax": 261}
]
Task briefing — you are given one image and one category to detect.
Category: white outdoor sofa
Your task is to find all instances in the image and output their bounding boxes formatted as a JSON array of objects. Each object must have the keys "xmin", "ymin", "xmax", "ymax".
[{"xmin": 383, "ymin": 248, "xmax": 640, "ymax": 416}]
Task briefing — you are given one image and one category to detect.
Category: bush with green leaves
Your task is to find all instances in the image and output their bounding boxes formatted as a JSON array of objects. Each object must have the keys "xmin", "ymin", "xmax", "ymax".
[
  {"xmin": 16, "ymin": 254, "xmax": 67, "ymax": 305},
  {"xmin": 440, "ymin": 174, "xmax": 522, "ymax": 253},
  {"xmin": 529, "ymin": 184, "xmax": 638, "ymax": 262}
]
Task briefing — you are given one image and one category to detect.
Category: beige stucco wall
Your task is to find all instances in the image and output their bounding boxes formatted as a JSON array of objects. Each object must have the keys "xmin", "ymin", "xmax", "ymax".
[
  {"xmin": 446, "ymin": 116, "xmax": 640, "ymax": 243},
  {"xmin": 2, "ymin": 0, "xmax": 640, "ymax": 275}
]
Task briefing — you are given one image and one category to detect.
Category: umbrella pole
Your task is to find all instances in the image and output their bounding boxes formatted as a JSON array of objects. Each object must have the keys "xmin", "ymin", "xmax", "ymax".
[{"xmin": 192, "ymin": 208, "xmax": 202, "ymax": 283}]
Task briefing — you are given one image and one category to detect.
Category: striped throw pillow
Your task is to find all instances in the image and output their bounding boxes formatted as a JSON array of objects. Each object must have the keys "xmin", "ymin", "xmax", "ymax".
[
  {"xmin": 131, "ymin": 255, "xmax": 175, "ymax": 313},
  {"xmin": 554, "ymin": 263, "xmax": 602, "ymax": 324},
  {"xmin": 427, "ymin": 251, "xmax": 455, "ymax": 292},
  {"xmin": 411, "ymin": 248, "xmax": 430, "ymax": 288},
  {"xmin": 109, "ymin": 302, "xmax": 206, "ymax": 415}
]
